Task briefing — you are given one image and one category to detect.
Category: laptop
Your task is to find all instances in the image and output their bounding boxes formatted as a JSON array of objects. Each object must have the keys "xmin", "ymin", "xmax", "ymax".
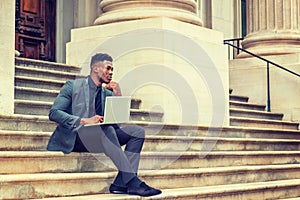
[{"xmin": 84, "ymin": 96, "xmax": 131, "ymax": 126}]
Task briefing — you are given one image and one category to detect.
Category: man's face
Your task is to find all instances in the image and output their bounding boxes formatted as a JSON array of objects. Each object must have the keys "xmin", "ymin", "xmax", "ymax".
[{"xmin": 93, "ymin": 60, "xmax": 113, "ymax": 84}]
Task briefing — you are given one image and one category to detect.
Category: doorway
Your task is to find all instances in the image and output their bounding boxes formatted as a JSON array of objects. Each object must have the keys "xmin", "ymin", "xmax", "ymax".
[{"xmin": 15, "ymin": 0, "xmax": 56, "ymax": 61}]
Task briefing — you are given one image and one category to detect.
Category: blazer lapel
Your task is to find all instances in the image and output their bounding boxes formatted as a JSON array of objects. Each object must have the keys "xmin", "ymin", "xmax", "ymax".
[{"xmin": 83, "ymin": 78, "xmax": 90, "ymax": 116}]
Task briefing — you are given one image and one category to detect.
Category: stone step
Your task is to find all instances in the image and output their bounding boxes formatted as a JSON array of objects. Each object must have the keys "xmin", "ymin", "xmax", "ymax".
[
  {"xmin": 14, "ymin": 76, "xmax": 141, "ymax": 109},
  {"xmin": 15, "ymin": 86, "xmax": 58, "ymax": 102},
  {"xmin": 229, "ymin": 94, "xmax": 249, "ymax": 102},
  {"xmin": 36, "ymin": 180, "xmax": 300, "ymax": 200},
  {"xmin": 1, "ymin": 151, "xmax": 300, "ymax": 174},
  {"xmin": 1, "ymin": 165, "xmax": 300, "ymax": 199},
  {"xmin": 230, "ymin": 108, "xmax": 284, "ymax": 120},
  {"xmin": 0, "ymin": 114, "xmax": 55, "ymax": 132},
  {"xmin": 15, "ymin": 66, "xmax": 78, "ymax": 82},
  {"xmin": 2, "ymin": 130, "xmax": 300, "ymax": 152},
  {"xmin": 279, "ymin": 198, "xmax": 300, "ymax": 200},
  {"xmin": 14, "ymin": 100, "xmax": 53, "ymax": 116},
  {"xmin": 1, "ymin": 116, "xmax": 300, "ymax": 139},
  {"xmin": 230, "ymin": 117, "xmax": 299, "ymax": 130},
  {"xmin": 0, "ymin": 130, "xmax": 50, "ymax": 151},
  {"xmin": 142, "ymin": 123, "xmax": 300, "ymax": 139},
  {"xmin": 145, "ymin": 135, "xmax": 300, "ymax": 152},
  {"xmin": 229, "ymin": 100, "xmax": 266, "ymax": 111},
  {"xmin": 130, "ymin": 109, "xmax": 163, "ymax": 122},
  {"xmin": 149, "ymin": 179, "xmax": 300, "ymax": 200},
  {"xmin": 15, "ymin": 57, "xmax": 81, "ymax": 73},
  {"xmin": 15, "ymin": 75, "xmax": 65, "ymax": 91},
  {"xmin": 15, "ymin": 88, "xmax": 142, "ymax": 110},
  {"xmin": 14, "ymin": 100, "xmax": 161, "ymax": 122},
  {"xmin": 46, "ymin": 179, "xmax": 300, "ymax": 200},
  {"xmin": 15, "ymin": 98, "xmax": 141, "ymax": 113}
]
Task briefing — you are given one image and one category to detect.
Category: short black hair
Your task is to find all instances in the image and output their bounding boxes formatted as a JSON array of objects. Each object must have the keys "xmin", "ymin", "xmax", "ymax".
[{"xmin": 90, "ymin": 53, "xmax": 113, "ymax": 67}]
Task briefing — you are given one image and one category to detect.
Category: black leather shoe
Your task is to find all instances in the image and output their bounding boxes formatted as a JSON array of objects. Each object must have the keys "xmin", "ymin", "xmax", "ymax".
[
  {"xmin": 128, "ymin": 182, "xmax": 162, "ymax": 197},
  {"xmin": 109, "ymin": 183, "xmax": 128, "ymax": 194}
]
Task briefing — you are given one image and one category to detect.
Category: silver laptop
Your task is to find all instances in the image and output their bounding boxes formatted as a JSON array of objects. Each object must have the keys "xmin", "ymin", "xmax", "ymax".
[{"xmin": 84, "ymin": 96, "xmax": 131, "ymax": 126}]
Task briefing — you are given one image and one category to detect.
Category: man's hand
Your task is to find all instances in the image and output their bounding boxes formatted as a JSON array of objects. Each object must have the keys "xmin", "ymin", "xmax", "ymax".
[
  {"xmin": 80, "ymin": 115, "xmax": 104, "ymax": 125},
  {"xmin": 105, "ymin": 81, "xmax": 122, "ymax": 96}
]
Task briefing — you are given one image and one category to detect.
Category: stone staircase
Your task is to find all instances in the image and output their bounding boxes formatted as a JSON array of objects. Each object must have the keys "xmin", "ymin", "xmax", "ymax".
[{"xmin": 0, "ymin": 58, "xmax": 300, "ymax": 199}]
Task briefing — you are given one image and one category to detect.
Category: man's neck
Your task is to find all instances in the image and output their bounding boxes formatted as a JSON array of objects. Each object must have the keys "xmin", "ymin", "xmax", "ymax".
[{"xmin": 90, "ymin": 75, "xmax": 102, "ymax": 87}]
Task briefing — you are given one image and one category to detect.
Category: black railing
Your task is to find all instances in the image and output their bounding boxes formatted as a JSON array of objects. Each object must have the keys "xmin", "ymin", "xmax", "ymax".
[
  {"xmin": 224, "ymin": 38, "xmax": 300, "ymax": 112},
  {"xmin": 224, "ymin": 38, "xmax": 244, "ymax": 59}
]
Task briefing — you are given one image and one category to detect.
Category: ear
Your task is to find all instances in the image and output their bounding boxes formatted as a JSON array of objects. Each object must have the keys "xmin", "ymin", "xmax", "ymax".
[
  {"xmin": 92, "ymin": 63, "xmax": 102, "ymax": 73},
  {"xmin": 92, "ymin": 65, "xmax": 98, "ymax": 72}
]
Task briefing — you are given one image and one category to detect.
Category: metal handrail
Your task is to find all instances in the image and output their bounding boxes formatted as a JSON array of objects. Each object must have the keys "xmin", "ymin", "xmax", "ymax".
[
  {"xmin": 224, "ymin": 38, "xmax": 300, "ymax": 112},
  {"xmin": 224, "ymin": 38, "xmax": 244, "ymax": 59}
]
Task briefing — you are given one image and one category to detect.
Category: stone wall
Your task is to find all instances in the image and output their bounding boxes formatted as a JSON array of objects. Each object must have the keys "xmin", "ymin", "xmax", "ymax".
[{"xmin": 0, "ymin": 0, "xmax": 15, "ymax": 115}]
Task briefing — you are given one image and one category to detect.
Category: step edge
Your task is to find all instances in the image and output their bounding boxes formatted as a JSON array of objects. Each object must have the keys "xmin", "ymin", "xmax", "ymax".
[
  {"xmin": 15, "ymin": 75, "xmax": 66, "ymax": 84},
  {"xmin": 230, "ymin": 108, "xmax": 284, "ymax": 116},
  {"xmin": 15, "ymin": 57, "xmax": 80, "ymax": 70},
  {"xmin": 229, "ymin": 101, "xmax": 266, "ymax": 108},
  {"xmin": 0, "ymin": 116, "xmax": 299, "ymax": 133},
  {"xmin": 15, "ymin": 86, "xmax": 59, "ymax": 94},
  {"xmin": 16, "ymin": 65, "xmax": 79, "ymax": 76},
  {"xmin": 2, "ymin": 130, "xmax": 299, "ymax": 143},
  {"xmin": 128, "ymin": 121, "xmax": 300, "ymax": 133},
  {"xmin": 129, "ymin": 109, "xmax": 164, "ymax": 115},
  {"xmin": 2, "ymin": 150, "xmax": 300, "ymax": 157},
  {"xmin": 230, "ymin": 116, "xmax": 299, "ymax": 125},
  {"xmin": 15, "ymin": 99, "xmax": 53, "ymax": 105},
  {"xmin": 2, "ymin": 164, "xmax": 300, "ymax": 182}
]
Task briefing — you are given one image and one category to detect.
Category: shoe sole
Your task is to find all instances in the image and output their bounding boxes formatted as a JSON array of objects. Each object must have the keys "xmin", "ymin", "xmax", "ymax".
[
  {"xmin": 110, "ymin": 190, "xmax": 128, "ymax": 194},
  {"xmin": 128, "ymin": 191, "xmax": 162, "ymax": 197}
]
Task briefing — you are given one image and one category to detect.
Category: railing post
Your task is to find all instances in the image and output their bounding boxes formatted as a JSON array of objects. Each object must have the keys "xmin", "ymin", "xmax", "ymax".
[
  {"xmin": 267, "ymin": 62, "xmax": 271, "ymax": 112},
  {"xmin": 237, "ymin": 40, "xmax": 240, "ymax": 55},
  {"xmin": 227, "ymin": 45, "xmax": 230, "ymax": 60}
]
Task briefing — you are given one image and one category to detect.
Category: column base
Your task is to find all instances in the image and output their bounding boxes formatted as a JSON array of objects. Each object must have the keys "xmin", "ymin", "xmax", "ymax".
[
  {"xmin": 95, "ymin": 0, "xmax": 202, "ymax": 26},
  {"xmin": 238, "ymin": 32, "xmax": 300, "ymax": 58},
  {"xmin": 94, "ymin": 7, "xmax": 203, "ymax": 26}
]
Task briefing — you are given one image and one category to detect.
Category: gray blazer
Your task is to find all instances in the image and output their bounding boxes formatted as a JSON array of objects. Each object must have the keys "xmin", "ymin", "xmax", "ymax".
[{"xmin": 47, "ymin": 77, "xmax": 114, "ymax": 154}]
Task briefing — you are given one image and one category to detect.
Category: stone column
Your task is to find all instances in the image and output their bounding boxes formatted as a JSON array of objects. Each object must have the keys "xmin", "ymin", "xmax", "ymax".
[
  {"xmin": 241, "ymin": 0, "xmax": 300, "ymax": 57},
  {"xmin": 94, "ymin": 0, "xmax": 203, "ymax": 26},
  {"xmin": 0, "ymin": 0, "xmax": 15, "ymax": 115}
]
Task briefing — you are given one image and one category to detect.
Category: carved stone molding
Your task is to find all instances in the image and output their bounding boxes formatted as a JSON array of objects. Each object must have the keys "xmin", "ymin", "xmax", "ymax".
[
  {"xmin": 94, "ymin": 0, "xmax": 202, "ymax": 26},
  {"xmin": 241, "ymin": 0, "xmax": 300, "ymax": 57}
]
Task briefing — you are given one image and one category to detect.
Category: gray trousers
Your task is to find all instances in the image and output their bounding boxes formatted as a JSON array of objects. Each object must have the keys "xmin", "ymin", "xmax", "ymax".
[{"xmin": 74, "ymin": 124, "xmax": 145, "ymax": 186}]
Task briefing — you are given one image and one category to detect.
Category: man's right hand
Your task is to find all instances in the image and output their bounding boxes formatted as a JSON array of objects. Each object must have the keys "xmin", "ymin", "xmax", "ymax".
[{"xmin": 80, "ymin": 115, "xmax": 104, "ymax": 125}]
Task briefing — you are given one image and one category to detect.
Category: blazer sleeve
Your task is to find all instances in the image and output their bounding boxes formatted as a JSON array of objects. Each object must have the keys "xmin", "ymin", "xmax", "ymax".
[{"xmin": 49, "ymin": 80, "xmax": 80, "ymax": 129}]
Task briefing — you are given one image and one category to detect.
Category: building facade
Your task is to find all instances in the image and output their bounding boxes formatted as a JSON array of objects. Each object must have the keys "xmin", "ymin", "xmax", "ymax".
[{"xmin": 0, "ymin": 0, "xmax": 299, "ymax": 123}]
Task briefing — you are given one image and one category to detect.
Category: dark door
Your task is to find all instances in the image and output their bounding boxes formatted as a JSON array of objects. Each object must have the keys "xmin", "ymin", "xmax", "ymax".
[
  {"xmin": 15, "ymin": 0, "xmax": 56, "ymax": 61},
  {"xmin": 241, "ymin": 0, "xmax": 247, "ymax": 37}
]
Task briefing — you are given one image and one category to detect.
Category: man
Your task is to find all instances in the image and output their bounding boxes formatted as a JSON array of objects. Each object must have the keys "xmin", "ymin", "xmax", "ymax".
[{"xmin": 47, "ymin": 53, "xmax": 161, "ymax": 197}]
